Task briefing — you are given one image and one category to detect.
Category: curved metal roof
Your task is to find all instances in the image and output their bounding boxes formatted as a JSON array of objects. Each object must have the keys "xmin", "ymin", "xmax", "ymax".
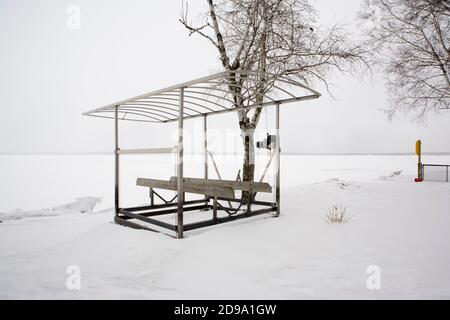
[{"xmin": 83, "ymin": 70, "xmax": 320, "ymax": 123}]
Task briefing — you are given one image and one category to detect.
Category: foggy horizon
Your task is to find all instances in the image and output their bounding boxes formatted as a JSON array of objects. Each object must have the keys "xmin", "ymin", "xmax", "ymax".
[{"xmin": 1, "ymin": 0, "xmax": 449, "ymax": 154}]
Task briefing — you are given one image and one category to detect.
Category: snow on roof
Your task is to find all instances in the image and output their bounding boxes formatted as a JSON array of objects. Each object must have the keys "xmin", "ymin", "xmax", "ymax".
[{"xmin": 83, "ymin": 70, "xmax": 320, "ymax": 123}]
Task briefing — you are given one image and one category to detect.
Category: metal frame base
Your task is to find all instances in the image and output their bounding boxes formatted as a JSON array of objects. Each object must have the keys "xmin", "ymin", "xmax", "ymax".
[{"xmin": 115, "ymin": 198, "xmax": 278, "ymax": 238}]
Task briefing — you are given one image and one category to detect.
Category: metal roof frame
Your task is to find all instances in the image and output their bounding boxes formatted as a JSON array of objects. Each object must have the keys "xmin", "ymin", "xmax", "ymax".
[{"xmin": 83, "ymin": 70, "xmax": 321, "ymax": 123}]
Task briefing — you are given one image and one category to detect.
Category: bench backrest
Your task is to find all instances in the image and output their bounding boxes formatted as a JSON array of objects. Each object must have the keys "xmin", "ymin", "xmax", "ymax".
[
  {"xmin": 169, "ymin": 177, "xmax": 272, "ymax": 193},
  {"xmin": 136, "ymin": 178, "xmax": 235, "ymax": 198}
]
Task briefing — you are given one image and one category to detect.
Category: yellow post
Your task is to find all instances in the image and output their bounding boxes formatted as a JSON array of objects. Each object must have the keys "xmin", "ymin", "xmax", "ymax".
[{"xmin": 416, "ymin": 140, "xmax": 422, "ymax": 181}]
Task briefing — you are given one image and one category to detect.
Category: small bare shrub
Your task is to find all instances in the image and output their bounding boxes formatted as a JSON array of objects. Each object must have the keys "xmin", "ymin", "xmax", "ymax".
[{"xmin": 325, "ymin": 205, "xmax": 351, "ymax": 224}]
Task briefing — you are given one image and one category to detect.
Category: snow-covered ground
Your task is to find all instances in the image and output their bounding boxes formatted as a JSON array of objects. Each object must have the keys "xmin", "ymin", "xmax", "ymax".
[{"xmin": 0, "ymin": 154, "xmax": 449, "ymax": 299}]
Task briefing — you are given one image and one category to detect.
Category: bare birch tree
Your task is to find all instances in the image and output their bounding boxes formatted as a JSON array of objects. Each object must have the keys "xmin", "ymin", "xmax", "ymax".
[
  {"xmin": 360, "ymin": 0, "xmax": 450, "ymax": 119},
  {"xmin": 180, "ymin": 0, "xmax": 368, "ymax": 198}
]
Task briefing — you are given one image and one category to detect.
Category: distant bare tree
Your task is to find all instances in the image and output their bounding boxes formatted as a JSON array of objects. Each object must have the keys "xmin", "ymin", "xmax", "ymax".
[
  {"xmin": 180, "ymin": 0, "xmax": 368, "ymax": 198},
  {"xmin": 360, "ymin": 0, "xmax": 450, "ymax": 119}
]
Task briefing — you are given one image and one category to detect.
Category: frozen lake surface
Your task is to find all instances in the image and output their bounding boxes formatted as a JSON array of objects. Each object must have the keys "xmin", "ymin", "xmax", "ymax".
[
  {"xmin": 0, "ymin": 154, "xmax": 449, "ymax": 299},
  {"xmin": 1, "ymin": 153, "xmax": 448, "ymax": 212}
]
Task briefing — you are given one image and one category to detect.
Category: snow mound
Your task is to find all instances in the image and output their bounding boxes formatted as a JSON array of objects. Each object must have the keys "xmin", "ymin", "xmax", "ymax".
[
  {"xmin": 379, "ymin": 170, "xmax": 402, "ymax": 180},
  {"xmin": 0, "ymin": 208, "xmax": 58, "ymax": 221},
  {"xmin": 52, "ymin": 196, "xmax": 102, "ymax": 214},
  {"xmin": 326, "ymin": 178, "xmax": 351, "ymax": 189},
  {"xmin": 0, "ymin": 196, "xmax": 102, "ymax": 222}
]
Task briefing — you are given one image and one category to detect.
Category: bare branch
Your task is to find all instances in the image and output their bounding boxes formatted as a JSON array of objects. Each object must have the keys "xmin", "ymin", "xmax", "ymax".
[
  {"xmin": 179, "ymin": 1, "xmax": 219, "ymax": 49},
  {"xmin": 360, "ymin": 0, "xmax": 450, "ymax": 119}
]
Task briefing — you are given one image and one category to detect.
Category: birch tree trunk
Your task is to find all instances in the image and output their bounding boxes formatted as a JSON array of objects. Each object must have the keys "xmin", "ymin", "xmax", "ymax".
[
  {"xmin": 240, "ymin": 5, "xmax": 268, "ymax": 201},
  {"xmin": 241, "ymin": 125, "xmax": 256, "ymax": 201}
]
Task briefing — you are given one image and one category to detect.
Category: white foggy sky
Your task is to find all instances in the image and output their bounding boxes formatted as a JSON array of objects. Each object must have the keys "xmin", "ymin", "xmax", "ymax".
[{"xmin": 0, "ymin": 0, "xmax": 449, "ymax": 154}]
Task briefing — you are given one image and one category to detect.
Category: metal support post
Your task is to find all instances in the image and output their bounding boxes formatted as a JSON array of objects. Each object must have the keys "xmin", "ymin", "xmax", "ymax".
[
  {"xmin": 275, "ymin": 103, "xmax": 281, "ymax": 217},
  {"xmin": 204, "ymin": 115, "xmax": 208, "ymax": 204},
  {"xmin": 213, "ymin": 196, "xmax": 218, "ymax": 221},
  {"xmin": 177, "ymin": 88, "xmax": 185, "ymax": 239},
  {"xmin": 149, "ymin": 188, "xmax": 154, "ymax": 206},
  {"xmin": 114, "ymin": 105, "xmax": 119, "ymax": 217}
]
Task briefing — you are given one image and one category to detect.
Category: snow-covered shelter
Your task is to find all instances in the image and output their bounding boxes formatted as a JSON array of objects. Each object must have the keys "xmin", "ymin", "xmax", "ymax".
[{"xmin": 83, "ymin": 70, "xmax": 320, "ymax": 238}]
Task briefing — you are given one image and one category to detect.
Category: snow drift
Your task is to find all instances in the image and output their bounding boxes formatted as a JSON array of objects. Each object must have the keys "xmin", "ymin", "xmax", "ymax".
[{"xmin": 0, "ymin": 196, "xmax": 102, "ymax": 222}]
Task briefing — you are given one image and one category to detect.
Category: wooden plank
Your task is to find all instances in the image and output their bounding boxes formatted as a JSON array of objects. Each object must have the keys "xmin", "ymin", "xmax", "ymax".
[
  {"xmin": 136, "ymin": 178, "xmax": 235, "ymax": 198},
  {"xmin": 169, "ymin": 176, "xmax": 272, "ymax": 193},
  {"xmin": 136, "ymin": 178, "xmax": 177, "ymax": 190}
]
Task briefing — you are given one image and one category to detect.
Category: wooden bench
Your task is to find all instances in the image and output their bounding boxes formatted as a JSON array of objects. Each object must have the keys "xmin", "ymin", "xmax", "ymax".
[
  {"xmin": 134, "ymin": 177, "xmax": 275, "ymax": 226},
  {"xmin": 168, "ymin": 177, "xmax": 272, "ymax": 193},
  {"xmin": 136, "ymin": 178, "xmax": 235, "ymax": 199}
]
